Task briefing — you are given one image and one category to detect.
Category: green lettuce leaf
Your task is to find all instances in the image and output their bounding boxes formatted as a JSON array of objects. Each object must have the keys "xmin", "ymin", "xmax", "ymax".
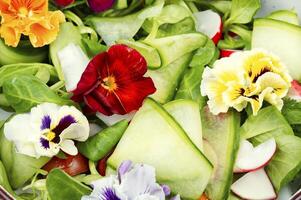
[
  {"xmin": 240, "ymin": 106, "xmax": 294, "ymax": 139},
  {"xmin": 190, "ymin": 38, "xmax": 215, "ymax": 68},
  {"xmin": 282, "ymin": 98, "xmax": 301, "ymax": 136}
]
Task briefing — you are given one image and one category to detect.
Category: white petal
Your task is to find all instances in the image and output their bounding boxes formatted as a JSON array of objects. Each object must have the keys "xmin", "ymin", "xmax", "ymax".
[
  {"xmin": 60, "ymin": 124, "xmax": 89, "ymax": 142},
  {"xmin": 89, "ymin": 123, "xmax": 103, "ymax": 137},
  {"xmin": 34, "ymin": 141, "xmax": 59, "ymax": 158},
  {"xmin": 14, "ymin": 141, "xmax": 37, "ymax": 158},
  {"xmin": 119, "ymin": 164, "xmax": 165, "ymax": 200},
  {"xmin": 96, "ymin": 112, "xmax": 135, "ymax": 126},
  {"xmin": 58, "ymin": 106, "xmax": 89, "ymax": 131},
  {"xmin": 4, "ymin": 114, "xmax": 39, "ymax": 142},
  {"xmin": 134, "ymin": 194, "xmax": 160, "ymax": 200},
  {"xmin": 60, "ymin": 140, "xmax": 78, "ymax": 155}
]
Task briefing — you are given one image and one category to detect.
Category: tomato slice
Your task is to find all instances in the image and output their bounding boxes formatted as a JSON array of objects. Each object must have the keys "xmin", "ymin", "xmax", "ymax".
[
  {"xmin": 43, "ymin": 153, "xmax": 89, "ymax": 176},
  {"xmin": 199, "ymin": 194, "xmax": 209, "ymax": 200},
  {"xmin": 97, "ymin": 150, "xmax": 114, "ymax": 176}
]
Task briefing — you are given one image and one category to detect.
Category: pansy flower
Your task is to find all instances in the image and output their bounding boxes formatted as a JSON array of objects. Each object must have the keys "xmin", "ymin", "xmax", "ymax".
[
  {"xmin": 72, "ymin": 44, "xmax": 156, "ymax": 116},
  {"xmin": 4, "ymin": 103, "xmax": 89, "ymax": 158},
  {"xmin": 82, "ymin": 160, "xmax": 176, "ymax": 200},
  {"xmin": 201, "ymin": 49, "xmax": 292, "ymax": 115},
  {"xmin": 0, "ymin": 0, "xmax": 65, "ymax": 47}
]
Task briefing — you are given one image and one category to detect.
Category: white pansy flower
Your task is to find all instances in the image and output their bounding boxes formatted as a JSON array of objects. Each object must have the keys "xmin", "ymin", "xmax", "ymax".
[{"xmin": 4, "ymin": 103, "xmax": 89, "ymax": 158}]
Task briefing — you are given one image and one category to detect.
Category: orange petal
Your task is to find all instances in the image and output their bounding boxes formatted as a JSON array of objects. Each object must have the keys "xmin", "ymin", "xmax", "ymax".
[
  {"xmin": 0, "ymin": 21, "xmax": 21, "ymax": 47},
  {"xmin": 0, "ymin": 0, "xmax": 10, "ymax": 13},
  {"xmin": 27, "ymin": 11, "xmax": 65, "ymax": 47}
]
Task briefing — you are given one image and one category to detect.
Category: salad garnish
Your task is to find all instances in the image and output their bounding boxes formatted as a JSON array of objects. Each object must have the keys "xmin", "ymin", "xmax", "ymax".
[
  {"xmin": 201, "ymin": 49, "xmax": 292, "ymax": 115},
  {"xmin": 4, "ymin": 103, "xmax": 89, "ymax": 158},
  {"xmin": 72, "ymin": 44, "xmax": 156, "ymax": 115},
  {"xmin": 0, "ymin": 0, "xmax": 65, "ymax": 47}
]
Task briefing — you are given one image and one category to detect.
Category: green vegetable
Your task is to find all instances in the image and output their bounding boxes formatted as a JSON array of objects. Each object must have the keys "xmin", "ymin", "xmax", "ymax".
[
  {"xmin": 156, "ymin": 17, "xmax": 195, "ymax": 38},
  {"xmin": 0, "ymin": 128, "xmax": 50, "ymax": 189},
  {"xmin": 175, "ymin": 66, "xmax": 205, "ymax": 108},
  {"xmin": 218, "ymin": 33, "xmax": 245, "ymax": 50},
  {"xmin": 252, "ymin": 18, "xmax": 301, "ymax": 81},
  {"xmin": 209, "ymin": 1, "xmax": 232, "ymax": 14},
  {"xmin": 251, "ymin": 135, "xmax": 301, "ymax": 192},
  {"xmin": 228, "ymin": 25, "xmax": 252, "ymax": 50},
  {"xmin": 143, "ymin": 33, "xmax": 207, "ymax": 67},
  {"xmin": 201, "ymin": 107, "xmax": 240, "ymax": 200},
  {"xmin": 108, "ymin": 98, "xmax": 213, "ymax": 199},
  {"xmin": 267, "ymin": 9, "xmax": 300, "ymax": 25},
  {"xmin": 147, "ymin": 53, "xmax": 191, "ymax": 104},
  {"xmin": 189, "ymin": 38, "xmax": 215, "ymax": 68},
  {"xmin": 282, "ymin": 98, "xmax": 301, "ymax": 136},
  {"xmin": 224, "ymin": 0, "xmax": 261, "ymax": 28},
  {"xmin": 0, "ymin": 160, "xmax": 14, "ymax": 195},
  {"xmin": 0, "ymin": 39, "xmax": 47, "ymax": 66},
  {"xmin": 240, "ymin": 106, "xmax": 294, "ymax": 139},
  {"xmin": 0, "ymin": 63, "xmax": 56, "ymax": 87},
  {"xmin": 46, "ymin": 169, "xmax": 91, "ymax": 200},
  {"xmin": 3, "ymin": 75, "xmax": 73, "ymax": 113},
  {"xmin": 78, "ymin": 120, "xmax": 128, "ymax": 161},
  {"xmin": 50, "ymin": 22, "xmax": 86, "ymax": 80},
  {"xmin": 82, "ymin": 37, "xmax": 107, "ymax": 57}
]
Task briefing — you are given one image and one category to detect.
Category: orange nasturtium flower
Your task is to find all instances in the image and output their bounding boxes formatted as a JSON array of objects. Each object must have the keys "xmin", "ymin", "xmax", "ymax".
[{"xmin": 0, "ymin": 0, "xmax": 65, "ymax": 47}]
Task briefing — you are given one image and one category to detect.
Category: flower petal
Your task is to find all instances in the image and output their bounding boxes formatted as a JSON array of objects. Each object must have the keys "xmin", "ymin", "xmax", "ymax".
[
  {"xmin": 59, "ymin": 139, "xmax": 78, "ymax": 155},
  {"xmin": 0, "ymin": 21, "xmax": 22, "ymax": 47}
]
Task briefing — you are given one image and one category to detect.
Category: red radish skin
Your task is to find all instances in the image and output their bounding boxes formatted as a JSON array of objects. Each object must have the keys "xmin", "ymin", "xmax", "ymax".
[
  {"xmin": 97, "ymin": 150, "xmax": 114, "ymax": 176},
  {"xmin": 212, "ymin": 22, "xmax": 223, "ymax": 45},
  {"xmin": 220, "ymin": 49, "xmax": 239, "ymax": 58},
  {"xmin": 55, "ymin": 0, "xmax": 74, "ymax": 7}
]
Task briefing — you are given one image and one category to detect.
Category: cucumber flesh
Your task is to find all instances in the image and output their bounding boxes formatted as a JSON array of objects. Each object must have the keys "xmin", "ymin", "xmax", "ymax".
[
  {"xmin": 267, "ymin": 10, "xmax": 299, "ymax": 25},
  {"xmin": 164, "ymin": 99, "xmax": 203, "ymax": 151},
  {"xmin": 108, "ymin": 98, "xmax": 213, "ymax": 199},
  {"xmin": 143, "ymin": 33, "xmax": 207, "ymax": 67},
  {"xmin": 201, "ymin": 107, "xmax": 240, "ymax": 200},
  {"xmin": 117, "ymin": 39, "xmax": 161, "ymax": 68},
  {"xmin": 147, "ymin": 54, "xmax": 191, "ymax": 104},
  {"xmin": 252, "ymin": 18, "xmax": 301, "ymax": 81}
]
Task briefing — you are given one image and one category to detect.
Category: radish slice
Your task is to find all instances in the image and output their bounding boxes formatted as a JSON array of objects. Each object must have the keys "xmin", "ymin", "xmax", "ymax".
[
  {"xmin": 220, "ymin": 49, "xmax": 240, "ymax": 58},
  {"xmin": 58, "ymin": 43, "xmax": 90, "ymax": 92},
  {"xmin": 287, "ymin": 80, "xmax": 301, "ymax": 101},
  {"xmin": 231, "ymin": 169, "xmax": 277, "ymax": 200},
  {"xmin": 234, "ymin": 138, "xmax": 277, "ymax": 173},
  {"xmin": 194, "ymin": 10, "xmax": 222, "ymax": 44},
  {"xmin": 96, "ymin": 111, "xmax": 135, "ymax": 126}
]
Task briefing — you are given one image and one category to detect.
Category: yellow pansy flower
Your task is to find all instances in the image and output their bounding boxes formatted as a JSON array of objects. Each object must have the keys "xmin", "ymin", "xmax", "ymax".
[
  {"xmin": 201, "ymin": 49, "xmax": 292, "ymax": 115},
  {"xmin": 0, "ymin": 0, "xmax": 65, "ymax": 47}
]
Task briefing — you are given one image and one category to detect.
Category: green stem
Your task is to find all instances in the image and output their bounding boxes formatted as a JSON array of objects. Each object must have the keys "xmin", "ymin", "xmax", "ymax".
[
  {"xmin": 89, "ymin": 160, "xmax": 99, "ymax": 175},
  {"xmin": 79, "ymin": 26, "xmax": 99, "ymax": 42},
  {"xmin": 50, "ymin": 81, "xmax": 65, "ymax": 91},
  {"xmin": 64, "ymin": 11, "xmax": 84, "ymax": 26},
  {"xmin": 0, "ymin": 94, "xmax": 10, "ymax": 107}
]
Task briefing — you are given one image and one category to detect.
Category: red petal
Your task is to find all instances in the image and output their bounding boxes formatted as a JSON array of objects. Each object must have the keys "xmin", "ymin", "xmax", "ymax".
[
  {"xmin": 72, "ymin": 52, "xmax": 108, "ymax": 97},
  {"xmin": 108, "ymin": 44, "xmax": 147, "ymax": 77},
  {"xmin": 84, "ymin": 94, "xmax": 113, "ymax": 115}
]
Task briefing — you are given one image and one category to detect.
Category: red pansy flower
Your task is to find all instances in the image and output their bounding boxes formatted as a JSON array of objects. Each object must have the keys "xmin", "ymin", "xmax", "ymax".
[
  {"xmin": 72, "ymin": 44, "xmax": 156, "ymax": 116},
  {"xmin": 54, "ymin": 0, "xmax": 75, "ymax": 7}
]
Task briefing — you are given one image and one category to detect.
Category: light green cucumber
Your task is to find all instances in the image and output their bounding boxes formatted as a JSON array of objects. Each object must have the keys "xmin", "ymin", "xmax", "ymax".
[
  {"xmin": 108, "ymin": 98, "xmax": 212, "ymax": 199},
  {"xmin": 267, "ymin": 10, "xmax": 299, "ymax": 25},
  {"xmin": 252, "ymin": 18, "xmax": 301, "ymax": 81},
  {"xmin": 201, "ymin": 107, "xmax": 240, "ymax": 200},
  {"xmin": 164, "ymin": 99, "xmax": 203, "ymax": 151}
]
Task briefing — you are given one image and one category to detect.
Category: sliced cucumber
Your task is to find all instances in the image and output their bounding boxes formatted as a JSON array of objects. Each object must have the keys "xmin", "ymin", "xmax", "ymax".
[
  {"xmin": 267, "ymin": 10, "xmax": 299, "ymax": 25},
  {"xmin": 117, "ymin": 39, "xmax": 161, "ymax": 68},
  {"xmin": 147, "ymin": 54, "xmax": 191, "ymax": 104},
  {"xmin": 252, "ymin": 18, "xmax": 301, "ymax": 81},
  {"xmin": 143, "ymin": 33, "xmax": 207, "ymax": 67},
  {"xmin": 108, "ymin": 98, "xmax": 213, "ymax": 199},
  {"xmin": 164, "ymin": 99, "xmax": 203, "ymax": 151},
  {"xmin": 201, "ymin": 107, "xmax": 240, "ymax": 200}
]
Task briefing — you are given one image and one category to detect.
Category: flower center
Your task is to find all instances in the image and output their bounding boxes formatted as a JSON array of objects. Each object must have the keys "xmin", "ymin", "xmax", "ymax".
[
  {"xmin": 101, "ymin": 76, "xmax": 117, "ymax": 92},
  {"xmin": 18, "ymin": 7, "xmax": 30, "ymax": 17},
  {"xmin": 46, "ymin": 131, "xmax": 56, "ymax": 142}
]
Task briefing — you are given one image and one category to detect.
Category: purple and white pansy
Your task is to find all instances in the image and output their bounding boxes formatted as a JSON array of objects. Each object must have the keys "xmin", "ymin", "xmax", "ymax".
[
  {"xmin": 82, "ymin": 161, "xmax": 179, "ymax": 200},
  {"xmin": 4, "ymin": 103, "xmax": 89, "ymax": 158}
]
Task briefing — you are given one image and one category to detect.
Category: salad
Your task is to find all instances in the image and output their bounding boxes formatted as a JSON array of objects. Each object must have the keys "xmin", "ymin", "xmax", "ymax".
[{"xmin": 0, "ymin": 0, "xmax": 300, "ymax": 199}]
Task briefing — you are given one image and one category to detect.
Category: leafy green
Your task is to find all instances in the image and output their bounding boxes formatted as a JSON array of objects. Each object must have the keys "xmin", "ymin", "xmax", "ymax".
[
  {"xmin": 0, "ymin": 160, "xmax": 14, "ymax": 195},
  {"xmin": 240, "ymin": 106, "xmax": 294, "ymax": 139},
  {"xmin": 46, "ymin": 169, "xmax": 91, "ymax": 200},
  {"xmin": 282, "ymin": 98, "xmax": 301, "ymax": 136},
  {"xmin": 228, "ymin": 25, "xmax": 252, "ymax": 50},
  {"xmin": 224, "ymin": 0, "xmax": 261, "ymax": 28},
  {"xmin": 218, "ymin": 34, "xmax": 245, "ymax": 50},
  {"xmin": 0, "ymin": 128, "xmax": 50, "ymax": 189},
  {"xmin": 252, "ymin": 135, "xmax": 301, "ymax": 192},
  {"xmin": 190, "ymin": 38, "xmax": 215, "ymax": 68},
  {"xmin": 3, "ymin": 75, "xmax": 73, "ymax": 113},
  {"xmin": 209, "ymin": 1, "xmax": 232, "ymax": 14},
  {"xmin": 78, "ymin": 120, "xmax": 128, "ymax": 161},
  {"xmin": 82, "ymin": 37, "xmax": 107, "ymax": 57},
  {"xmin": 156, "ymin": 17, "xmax": 195, "ymax": 38},
  {"xmin": 0, "ymin": 63, "xmax": 55, "ymax": 87}
]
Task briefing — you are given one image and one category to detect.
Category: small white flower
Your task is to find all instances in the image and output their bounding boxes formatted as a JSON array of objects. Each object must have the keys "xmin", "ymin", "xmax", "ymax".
[{"xmin": 4, "ymin": 103, "xmax": 89, "ymax": 158}]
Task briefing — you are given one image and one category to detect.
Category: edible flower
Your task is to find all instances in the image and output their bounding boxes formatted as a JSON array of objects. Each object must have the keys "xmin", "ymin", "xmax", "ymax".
[
  {"xmin": 0, "ymin": 0, "xmax": 65, "ymax": 47},
  {"xmin": 54, "ymin": 0, "xmax": 75, "ymax": 7},
  {"xmin": 87, "ymin": 0, "xmax": 115, "ymax": 13},
  {"xmin": 201, "ymin": 49, "xmax": 292, "ymax": 115},
  {"xmin": 4, "ymin": 103, "xmax": 89, "ymax": 158},
  {"xmin": 82, "ymin": 160, "xmax": 178, "ymax": 200},
  {"xmin": 72, "ymin": 44, "xmax": 156, "ymax": 116}
]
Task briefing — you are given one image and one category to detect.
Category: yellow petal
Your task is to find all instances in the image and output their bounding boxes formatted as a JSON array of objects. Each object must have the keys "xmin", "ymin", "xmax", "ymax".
[{"xmin": 0, "ymin": 21, "xmax": 21, "ymax": 47}]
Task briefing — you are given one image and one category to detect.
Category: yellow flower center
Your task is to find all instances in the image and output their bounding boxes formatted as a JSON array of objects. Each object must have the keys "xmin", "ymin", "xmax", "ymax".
[
  {"xmin": 18, "ymin": 7, "xmax": 30, "ymax": 17},
  {"xmin": 46, "ymin": 131, "xmax": 56, "ymax": 141},
  {"xmin": 101, "ymin": 76, "xmax": 117, "ymax": 92}
]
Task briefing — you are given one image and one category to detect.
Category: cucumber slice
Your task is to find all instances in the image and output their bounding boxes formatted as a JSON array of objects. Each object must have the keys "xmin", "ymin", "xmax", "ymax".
[
  {"xmin": 147, "ymin": 54, "xmax": 191, "ymax": 104},
  {"xmin": 143, "ymin": 33, "xmax": 207, "ymax": 67},
  {"xmin": 252, "ymin": 18, "xmax": 301, "ymax": 81},
  {"xmin": 108, "ymin": 98, "xmax": 213, "ymax": 199},
  {"xmin": 201, "ymin": 107, "xmax": 240, "ymax": 200},
  {"xmin": 267, "ymin": 10, "xmax": 299, "ymax": 25},
  {"xmin": 117, "ymin": 39, "xmax": 161, "ymax": 69},
  {"xmin": 164, "ymin": 99, "xmax": 203, "ymax": 151}
]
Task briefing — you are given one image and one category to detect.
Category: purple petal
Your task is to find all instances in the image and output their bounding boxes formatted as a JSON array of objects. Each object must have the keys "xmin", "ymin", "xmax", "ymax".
[
  {"xmin": 87, "ymin": 0, "xmax": 115, "ymax": 13},
  {"xmin": 161, "ymin": 185, "xmax": 171, "ymax": 196},
  {"xmin": 118, "ymin": 160, "xmax": 132, "ymax": 182},
  {"xmin": 40, "ymin": 138, "xmax": 50, "ymax": 149},
  {"xmin": 52, "ymin": 115, "xmax": 76, "ymax": 135},
  {"xmin": 101, "ymin": 187, "xmax": 121, "ymax": 200},
  {"xmin": 41, "ymin": 115, "xmax": 51, "ymax": 130}
]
